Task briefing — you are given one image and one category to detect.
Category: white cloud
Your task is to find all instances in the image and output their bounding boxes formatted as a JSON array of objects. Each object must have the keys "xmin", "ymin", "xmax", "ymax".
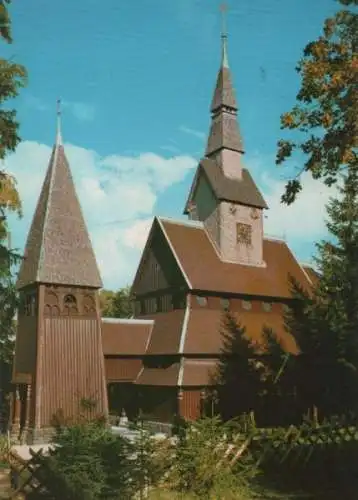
[
  {"xmin": 179, "ymin": 126, "xmax": 205, "ymax": 140},
  {"xmin": 5, "ymin": 141, "xmax": 196, "ymax": 289},
  {"xmin": 244, "ymin": 154, "xmax": 336, "ymax": 244},
  {"xmin": 6, "ymin": 141, "xmax": 336, "ymax": 290},
  {"xmin": 262, "ymin": 173, "xmax": 334, "ymax": 242}
]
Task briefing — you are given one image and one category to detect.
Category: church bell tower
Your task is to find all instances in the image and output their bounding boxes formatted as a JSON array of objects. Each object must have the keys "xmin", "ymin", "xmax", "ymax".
[{"xmin": 10, "ymin": 104, "xmax": 108, "ymax": 444}]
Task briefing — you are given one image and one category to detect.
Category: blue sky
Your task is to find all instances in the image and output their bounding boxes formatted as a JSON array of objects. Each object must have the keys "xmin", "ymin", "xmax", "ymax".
[{"xmin": 5, "ymin": 0, "xmax": 339, "ymax": 289}]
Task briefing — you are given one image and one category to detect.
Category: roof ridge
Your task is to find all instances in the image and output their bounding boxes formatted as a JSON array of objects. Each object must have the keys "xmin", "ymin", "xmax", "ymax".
[
  {"xmin": 102, "ymin": 318, "xmax": 154, "ymax": 325},
  {"xmin": 263, "ymin": 235, "xmax": 286, "ymax": 243},
  {"xmin": 158, "ymin": 216, "xmax": 204, "ymax": 229}
]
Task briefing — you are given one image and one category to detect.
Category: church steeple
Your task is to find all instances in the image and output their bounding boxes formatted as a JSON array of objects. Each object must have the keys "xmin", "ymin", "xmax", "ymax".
[
  {"xmin": 17, "ymin": 104, "xmax": 103, "ymax": 289},
  {"xmin": 185, "ymin": 6, "xmax": 267, "ymax": 268},
  {"xmin": 205, "ymin": 6, "xmax": 244, "ymax": 171}
]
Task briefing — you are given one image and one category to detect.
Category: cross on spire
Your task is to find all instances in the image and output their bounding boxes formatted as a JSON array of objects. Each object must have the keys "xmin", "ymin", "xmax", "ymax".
[
  {"xmin": 220, "ymin": 3, "xmax": 229, "ymax": 68},
  {"xmin": 56, "ymin": 98, "xmax": 63, "ymax": 146}
]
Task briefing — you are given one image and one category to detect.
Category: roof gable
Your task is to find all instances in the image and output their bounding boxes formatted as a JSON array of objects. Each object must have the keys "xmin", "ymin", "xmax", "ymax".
[{"xmin": 131, "ymin": 217, "xmax": 190, "ymax": 297}]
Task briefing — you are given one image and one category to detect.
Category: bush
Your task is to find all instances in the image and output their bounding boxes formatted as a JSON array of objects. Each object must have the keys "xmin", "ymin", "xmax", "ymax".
[
  {"xmin": 43, "ymin": 420, "xmax": 137, "ymax": 499},
  {"xmin": 165, "ymin": 417, "xmax": 259, "ymax": 499},
  {"xmin": 0, "ymin": 433, "xmax": 10, "ymax": 467}
]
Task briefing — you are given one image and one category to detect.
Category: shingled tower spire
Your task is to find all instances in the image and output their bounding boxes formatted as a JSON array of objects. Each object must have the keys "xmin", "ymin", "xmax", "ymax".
[
  {"xmin": 12, "ymin": 104, "xmax": 108, "ymax": 444},
  {"xmin": 16, "ymin": 100, "xmax": 102, "ymax": 289},
  {"xmin": 184, "ymin": 6, "xmax": 267, "ymax": 267},
  {"xmin": 205, "ymin": 4, "xmax": 244, "ymax": 179}
]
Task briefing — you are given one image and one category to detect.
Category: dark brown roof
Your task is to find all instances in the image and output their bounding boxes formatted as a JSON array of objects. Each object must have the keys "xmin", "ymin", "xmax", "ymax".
[
  {"xmin": 136, "ymin": 363, "xmax": 180, "ymax": 386},
  {"xmin": 105, "ymin": 358, "xmax": 142, "ymax": 382},
  {"xmin": 181, "ymin": 359, "xmax": 217, "ymax": 387},
  {"xmin": 160, "ymin": 218, "xmax": 312, "ymax": 298},
  {"xmin": 183, "ymin": 307, "xmax": 298, "ymax": 356},
  {"xmin": 211, "ymin": 67, "xmax": 237, "ymax": 112},
  {"xmin": 17, "ymin": 142, "xmax": 102, "ymax": 289},
  {"xmin": 184, "ymin": 158, "xmax": 267, "ymax": 213},
  {"xmin": 101, "ymin": 319, "xmax": 153, "ymax": 355},
  {"xmin": 142, "ymin": 310, "xmax": 187, "ymax": 355}
]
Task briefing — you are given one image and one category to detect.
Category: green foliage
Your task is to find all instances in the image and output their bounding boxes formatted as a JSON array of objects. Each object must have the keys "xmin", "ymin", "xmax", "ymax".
[
  {"xmin": 99, "ymin": 285, "xmax": 133, "ymax": 318},
  {"xmin": 213, "ymin": 313, "xmax": 291, "ymax": 424},
  {"xmin": 0, "ymin": 277, "xmax": 17, "ymax": 365},
  {"xmin": 214, "ymin": 314, "xmax": 263, "ymax": 420},
  {"xmin": 166, "ymin": 417, "xmax": 258, "ymax": 499},
  {"xmin": 276, "ymin": 0, "xmax": 358, "ymax": 204},
  {"xmin": 46, "ymin": 420, "xmax": 137, "ymax": 499},
  {"xmin": 0, "ymin": 0, "xmax": 26, "ymax": 290},
  {"xmin": 0, "ymin": 433, "xmax": 10, "ymax": 466},
  {"xmin": 0, "ymin": 0, "xmax": 25, "ymax": 390},
  {"xmin": 285, "ymin": 170, "xmax": 358, "ymax": 417}
]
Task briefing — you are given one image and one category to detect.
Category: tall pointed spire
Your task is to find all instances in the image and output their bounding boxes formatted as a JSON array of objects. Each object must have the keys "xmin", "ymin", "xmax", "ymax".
[
  {"xmin": 17, "ymin": 109, "xmax": 103, "ymax": 289},
  {"xmin": 205, "ymin": 4, "xmax": 244, "ymax": 159}
]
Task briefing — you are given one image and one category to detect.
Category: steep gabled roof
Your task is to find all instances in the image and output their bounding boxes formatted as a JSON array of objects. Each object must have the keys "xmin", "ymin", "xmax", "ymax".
[
  {"xmin": 184, "ymin": 158, "xmax": 268, "ymax": 214},
  {"xmin": 17, "ymin": 134, "xmax": 102, "ymax": 289},
  {"xmin": 159, "ymin": 218, "xmax": 312, "ymax": 298}
]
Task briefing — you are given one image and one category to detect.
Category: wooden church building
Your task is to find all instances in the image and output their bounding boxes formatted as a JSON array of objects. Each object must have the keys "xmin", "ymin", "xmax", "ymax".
[{"xmin": 10, "ymin": 27, "xmax": 315, "ymax": 443}]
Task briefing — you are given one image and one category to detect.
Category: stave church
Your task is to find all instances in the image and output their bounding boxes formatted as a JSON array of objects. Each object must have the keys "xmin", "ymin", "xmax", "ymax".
[{"xmin": 10, "ymin": 24, "xmax": 315, "ymax": 444}]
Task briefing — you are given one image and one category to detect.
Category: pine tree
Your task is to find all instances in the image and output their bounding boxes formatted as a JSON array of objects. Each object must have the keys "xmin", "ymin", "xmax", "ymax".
[
  {"xmin": 287, "ymin": 169, "xmax": 358, "ymax": 417},
  {"xmin": 215, "ymin": 313, "xmax": 263, "ymax": 421},
  {"xmin": 314, "ymin": 168, "xmax": 358, "ymax": 414}
]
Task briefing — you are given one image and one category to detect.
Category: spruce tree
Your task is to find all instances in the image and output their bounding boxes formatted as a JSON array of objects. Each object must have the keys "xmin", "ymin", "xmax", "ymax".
[
  {"xmin": 314, "ymin": 168, "xmax": 358, "ymax": 414},
  {"xmin": 215, "ymin": 313, "xmax": 263, "ymax": 421},
  {"xmin": 287, "ymin": 169, "xmax": 358, "ymax": 417}
]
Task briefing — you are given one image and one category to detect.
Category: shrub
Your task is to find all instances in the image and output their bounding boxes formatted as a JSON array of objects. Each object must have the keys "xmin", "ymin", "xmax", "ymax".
[
  {"xmin": 165, "ymin": 417, "xmax": 259, "ymax": 499},
  {"xmin": 43, "ymin": 420, "xmax": 137, "ymax": 499}
]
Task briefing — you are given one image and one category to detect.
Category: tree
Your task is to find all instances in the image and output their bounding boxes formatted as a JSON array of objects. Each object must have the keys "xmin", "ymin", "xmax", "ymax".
[
  {"xmin": 0, "ymin": 0, "xmax": 26, "ymax": 304},
  {"xmin": 215, "ymin": 313, "xmax": 264, "ymax": 421},
  {"xmin": 99, "ymin": 286, "xmax": 133, "ymax": 318},
  {"xmin": 276, "ymin": 0, "xmax": 358, "ymax": 204},
  {"xmin": 0, "ymin": 0, "xmax": 26, "ymax": 422},
  {"xmin": 286, "ymin": 170, "xmax": 358, "ymax": 417}
]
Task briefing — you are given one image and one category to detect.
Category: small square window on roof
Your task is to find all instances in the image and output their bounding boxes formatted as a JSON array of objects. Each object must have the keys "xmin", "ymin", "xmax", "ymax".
[
  {"xmin": 242, "ymin": 300, "xmax": 252, "ymax": 311},
  {"xmin": 196, "ymin": 296, "xmax": 207, "ymax": 307},
  {"xmin": 220, "ymin": 298, "xmax": 230, "ymax": 311},
  {"xmin": 262, "ymin": 302, "xmax": 272, "ymax": 312}
]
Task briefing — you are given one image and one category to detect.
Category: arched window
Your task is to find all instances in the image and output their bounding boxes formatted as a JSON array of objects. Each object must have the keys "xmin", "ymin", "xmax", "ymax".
[
  {"xmin": 83, "ymin": 294, "xmax": 96, "ymax": 314},
  {"xmin": 63, "ymin": 294, "xmax": 78, "ymax": 315}
]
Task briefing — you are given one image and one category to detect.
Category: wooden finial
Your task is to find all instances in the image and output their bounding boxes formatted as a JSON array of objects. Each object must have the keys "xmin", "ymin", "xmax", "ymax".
[
  {"xmin": 56, "ymin": 98, "xmax": 63, "ymax": 145},
  {"xmin": 219, "ymin": 3, "xmax": 229, "ymax": 67}
]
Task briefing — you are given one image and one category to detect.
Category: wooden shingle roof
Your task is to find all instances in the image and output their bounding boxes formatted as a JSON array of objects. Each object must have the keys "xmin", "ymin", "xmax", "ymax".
[{"xmin": 17, "ymin": 142, "xmax": 102, "ymax": 289}]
